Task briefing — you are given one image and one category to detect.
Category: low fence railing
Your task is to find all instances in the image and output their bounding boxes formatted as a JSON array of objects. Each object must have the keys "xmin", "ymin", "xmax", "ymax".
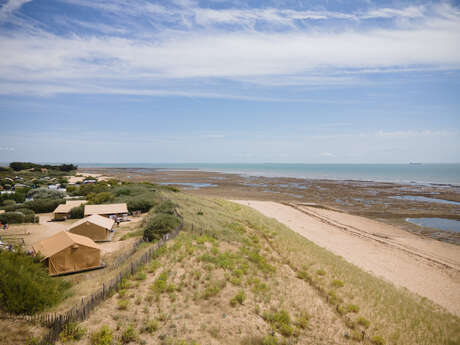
[{"xmin": 1, "ymin": 211, "xmax": 183, "ymax": 345}]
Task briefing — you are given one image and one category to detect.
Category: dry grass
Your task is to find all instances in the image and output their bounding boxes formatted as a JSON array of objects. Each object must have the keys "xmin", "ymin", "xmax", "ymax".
[{"xmin": 10, "ymin": 191, "xmax": 460, "ymax": 345}]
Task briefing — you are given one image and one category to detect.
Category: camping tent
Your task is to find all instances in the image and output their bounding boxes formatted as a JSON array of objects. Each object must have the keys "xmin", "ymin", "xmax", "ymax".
[
  {"xmin": 53, "ymin": 200, "xmax": 86, "ymax": 221},
  {"xmin": 33, "ymin": 231, "xmax": 101, "ymax": 276},
  {"xmin": 68, "ymin": 214, "xmax": 115, "ymax": 242},
  {"xmin": 84, "ymin": 203, "xmax": 128, "ymax": 218}
]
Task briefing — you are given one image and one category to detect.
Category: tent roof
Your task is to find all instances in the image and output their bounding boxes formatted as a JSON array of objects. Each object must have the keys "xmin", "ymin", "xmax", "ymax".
[
  {"xmin": 68, "ymin": 214, "xmax": 114, "ymax": 231},
  {"xmin": 66, "ymin": 200, "xmax": 86, "ymax": 207},
  {"xmin": 33, "ymin": 231, "xmax": 100, "ymax": 260},
  {"xmin": 84, "ymin": 203, "xmax": 128, "ymax": 216},
  {"xmin": 54, "ymin": 200, "xmax": 86, "ymax": 214}
]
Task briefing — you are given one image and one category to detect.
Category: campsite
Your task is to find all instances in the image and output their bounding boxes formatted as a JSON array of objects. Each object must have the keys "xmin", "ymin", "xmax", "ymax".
[{"xmin": 0, "ymin": 162, "xmax": 459, "ymax": 345}]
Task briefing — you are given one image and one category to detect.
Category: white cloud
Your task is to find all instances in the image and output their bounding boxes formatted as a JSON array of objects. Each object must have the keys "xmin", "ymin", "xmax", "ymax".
[
  {"xmin": 0, "ymin": 0, "xmax": 31, "ymax": 20},
  {"xmin": 0, "ymin": 2, "xmax": 459, "ymax": 96}
]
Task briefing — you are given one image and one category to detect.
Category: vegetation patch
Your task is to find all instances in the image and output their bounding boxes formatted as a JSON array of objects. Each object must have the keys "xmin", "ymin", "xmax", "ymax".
[{"xmin": 0, "ymin": 250, "xmax": 70, "ymax": 314}]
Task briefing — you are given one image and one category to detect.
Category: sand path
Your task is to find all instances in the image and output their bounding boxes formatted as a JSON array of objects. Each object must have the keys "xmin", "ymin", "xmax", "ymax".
[{"xmin": 234, "ymin": 200, "xmax": 460, "ymax": 316}]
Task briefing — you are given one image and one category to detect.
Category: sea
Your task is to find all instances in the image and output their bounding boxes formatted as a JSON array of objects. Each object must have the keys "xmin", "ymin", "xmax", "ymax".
[{"xmin": 78, "ymin": 163, "xmax": 460, "ymax": 186}]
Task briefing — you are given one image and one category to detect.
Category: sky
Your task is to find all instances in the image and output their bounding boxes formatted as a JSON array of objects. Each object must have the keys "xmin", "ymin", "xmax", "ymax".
[{"xmin": 0, "ymin": 0, "xmax": 459, "ymax": 164}]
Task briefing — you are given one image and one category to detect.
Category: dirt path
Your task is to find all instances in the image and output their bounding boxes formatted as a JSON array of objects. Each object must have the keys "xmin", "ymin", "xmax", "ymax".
[{"xmin": 234, "ymin": 200, "xmax": 460, "ymax": 316}]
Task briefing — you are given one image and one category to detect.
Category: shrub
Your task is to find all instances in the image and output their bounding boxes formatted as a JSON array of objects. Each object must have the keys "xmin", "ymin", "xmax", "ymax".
[
  {"xmin": 295, "ymin": 311, "xmax": 310, "ymax": 329},
  {"xmin": 77, "ymin": 182, "xmax": 110, "ymax": 196},
  {"xmin": 316, "ymin": 269, "xmax": 326, "ymax": 276},
  {"xmin": 2, "ymin": 199, "xmax": 16, "ymax": 206},
  {"xmin": 87, "ymin": 192, "xmax": 114, "ymax": 204},
  {"xmin": 120, "ymin": 325, "xmax": 138, "ymax": 344},
  {"xmin": 14, "ymin": 191, "xmax": 26, "ymax": 203},
  {"xmin": 263, "ymin": 309, "xmax": 292, "ymax": 336},
  {"xmin": 135, "ymin": 271, "xmax": 147, "ymax": 281},
  {"xmin": 69, "ymin": 205, "xmax": 84, "ymax": 219},
  {"xmin": 143, "ymin": 214, "xmax": 180, "ymax": 242},
  {"xmin": 117, "ymin": 299, "xmax": 129, "ymax": 310},
  {"xmin": 151, "ymin": 271, "xmax": 169, "ymax": 293},
  {"xmin": 371, "ymin": 335, "xmax": 386, "ymax": 345},
  {"xmin": 331, "ymin": 279, "xmax": 344, "ymax": 288},
  {"xmin": 230, "ymin": 290, "xmax": 245, "ymax": 306},
  {"xmin": 0, "ymin": 211, "xmax": 25, "ymax": 224},
  {"xmin": 27, "ymin": 188, "xmax": 65, "ymax": 200},
  {"xmin": 357, "ymin": 316, "xmax": 370, "ymax": 329},
  {"xmin": 59, "ymin": 322, "xmax": 87, "ymax": 342},
  {"xmin": 346, "ymin": 304, "xmax": 360, "ymax": 313},
  {"xmin": 141, "ymin": 319, "xmax": 158, "ymax": 334},
  {"xmin": 91, "ymin": 325, "xmax": 113, "ymax": 345},
  {"xmin": 0, "ymin": 250, "xmax": 71, "ymax": 314},
  {"xmin": 127, "ymin": 198, "xmax": 156, "ymax": 213},
  {"xmin": 25, "ymin": 198, "xmax": 65, "ymax": 213},
  {"xmin": 154, "ymin": 200, "xmax": 177, "ymax": 215}
]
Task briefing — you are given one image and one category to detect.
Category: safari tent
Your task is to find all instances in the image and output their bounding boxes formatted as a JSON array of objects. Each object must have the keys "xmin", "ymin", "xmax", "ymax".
[
  {"xmin": 53, "ymin": 200, "xmax": 86, "ymax": 221},
  {"xmin": 84, "ymin": 203, "xmax": 128, "ymax": 219},
  {"xmin": 68, "ymin": 214, "xmax": 115, "ymax": 242},
  {"xmin": 33, "ymin": 231, "xmax": 102, "ymax": 276}
]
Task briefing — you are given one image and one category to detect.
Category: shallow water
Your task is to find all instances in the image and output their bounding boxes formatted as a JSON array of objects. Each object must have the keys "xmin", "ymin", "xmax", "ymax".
[
  {"xmin": 159, "ymin": 182, "xmax": 217, "ymax": 189},
  {"xmin": 407, "ymin": 218, "xmax": 460, "ymax": 233},
  {"xmin": 390, "ymin": 195, "xmax": 460, "ymax": 206}
]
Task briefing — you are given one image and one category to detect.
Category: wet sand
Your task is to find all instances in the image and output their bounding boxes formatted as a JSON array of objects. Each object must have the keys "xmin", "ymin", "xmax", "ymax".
[
  {"xmin": 234, "ymin": 200, "xmax": 460, "ymax": 316},
  {"xmin": 81, "ymin": 167, "xmax": 460, "ymax": 244}
]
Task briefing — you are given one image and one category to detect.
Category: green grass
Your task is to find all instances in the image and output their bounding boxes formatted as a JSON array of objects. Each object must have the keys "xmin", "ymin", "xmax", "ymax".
[{"xmin": 165, "ymin": 191, "xmax": 460, "ymax": 345}]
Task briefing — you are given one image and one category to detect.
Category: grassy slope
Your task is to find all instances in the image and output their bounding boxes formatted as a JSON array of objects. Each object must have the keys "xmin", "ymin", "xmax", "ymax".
[{"xmin": 60, "ymin": 191, "xmax": 459, "ymax": 345}]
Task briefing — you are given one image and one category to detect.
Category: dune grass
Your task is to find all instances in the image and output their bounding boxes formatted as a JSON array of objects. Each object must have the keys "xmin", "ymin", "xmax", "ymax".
[{"xmin": 165, "ymin": 191, "xmax": 460, "ymax": 345}]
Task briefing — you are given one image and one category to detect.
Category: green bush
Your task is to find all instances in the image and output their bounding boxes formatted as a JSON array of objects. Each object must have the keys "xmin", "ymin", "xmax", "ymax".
[
  {"xmin": 143, "ymin": 213, "xmax": 180, "ymax": 242},
  {"xmin": 27, "ymin": 188, "xmax": 65, "ymax": 200},
  {"xmin": 91, "ymin": 325, "xmax": 113, "ymax": 345},
  {"xmin": 0, "ymin": 211, "xmax": 25, "ymax": 224},
  {"xmin": 2, "ymin": 199, "xmax": 16, "ymax": 206},
  {"xmin": 230, "ymin": 290, "xmax": 245, "ymax": 306},
  {"xmin": 154, "ymin": 200, "xmax": 177, "ymax": 215},
  {"xmin": 78, "ymin": 182, "xmax": 109, "ymax": 196},
  {"xmin": 371, "ymin": 335, "xmax": 386, "ymax": 345},
  {"xmin": 120, "ymin": 325, "xmax": 138, "ymax": 344},
  {"xmin": 0, "ymin": 250, "xmax": 71, "ymax": 314},
  {"xmin": 263, "ymin": 309, "xmax": 293, "ymax": 337},
  {"xmin": 87, "ymin": 191, "xmax": 114, "ymax": 204},
  {"xmin": 69, "ymin": 205, "xmax": 84, "ymax": 219},
  {"xmin": 127, "ymin": 198, "xmax": 156, "ymax": 213},
  {"xmin": 14, "ymin": 191, "xmax": 26, "ymax": 203},
  {"xmin": 24, "ymin": 198, "xmax": 65, "ymax": 213},
  {"xmin": 141, "ymin": 319, "xmax": 158, "ymax": 334},
  {"xmin": 59, "ymin": 322, "xmax": 87, "ymax": 342}
]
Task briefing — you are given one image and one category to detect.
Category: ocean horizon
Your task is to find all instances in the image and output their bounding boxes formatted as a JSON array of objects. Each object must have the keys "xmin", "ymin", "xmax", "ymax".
[{"xmin": 76, "ymin": 163, "xmax": 460, "ymax": 185}]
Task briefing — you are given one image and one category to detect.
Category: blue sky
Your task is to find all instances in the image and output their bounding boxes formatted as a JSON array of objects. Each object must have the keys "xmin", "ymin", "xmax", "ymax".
[{"xmin": 0, "ymin": 0, "xmax": 459, "ymax": 163}]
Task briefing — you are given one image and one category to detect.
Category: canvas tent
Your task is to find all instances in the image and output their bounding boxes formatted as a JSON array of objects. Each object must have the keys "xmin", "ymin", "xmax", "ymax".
[
  {"xmin": 84, "ymin": 203, "xmax": 128, "ymax": 218},
  {"xmin": 68, "ymin": 214, "xmax": 115, "ymax": 242},
  {"xmin": 33, "ymin": 231, "xmax": 102, "ymax": 276},
  {"xmin": 53, "ymin": 200, "xmax": 86, "ymax": 220}
]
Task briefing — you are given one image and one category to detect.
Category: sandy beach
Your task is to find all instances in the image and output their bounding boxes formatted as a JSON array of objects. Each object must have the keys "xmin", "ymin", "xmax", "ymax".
[{"xmin": 234, "ymin": 200, "xmax": 460, "ymax": 316}]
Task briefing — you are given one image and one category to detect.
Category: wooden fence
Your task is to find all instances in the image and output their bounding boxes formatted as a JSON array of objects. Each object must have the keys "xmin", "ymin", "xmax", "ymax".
[{"xmin": 1, "ymin": 211, "xmax": 184, "ymax": 345}]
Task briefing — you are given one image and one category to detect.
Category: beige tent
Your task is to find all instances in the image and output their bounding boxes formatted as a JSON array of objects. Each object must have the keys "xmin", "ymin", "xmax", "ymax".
[
  {"xmin": 33, "ymin": 231, "xmax": 102, "ymax": 276},
  {"xmin": 84, "ymin": 203, "xmax": 128, "ymax": 218},
  {"xmin": 68, "ymin": 214, "xmax": 115, "ymax": 242},
  {"xmin": 53, "ymin": 200, "xmax": 86, "ymax": 220}
]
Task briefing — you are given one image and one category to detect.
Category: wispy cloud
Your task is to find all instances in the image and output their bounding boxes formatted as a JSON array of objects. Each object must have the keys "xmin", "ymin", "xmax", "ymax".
[
  {"xmin": 0, "ymin": 0, "xmax": 31, "ymax": 20},
  {"xmin": 0, "ymin": 1, "xmax": 459, "ymax": 97}
]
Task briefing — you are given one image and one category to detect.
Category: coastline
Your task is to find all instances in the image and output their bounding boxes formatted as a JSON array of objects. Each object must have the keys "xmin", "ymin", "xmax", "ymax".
[
  {"xmin": 77, "ymin": 163, "xmax": 460, "ymax": 186},
  {"xmin": 234, "ymin": 200, "xmax": 460, "ymax": 316},
  {"xmin": 80, "ymin": 166, "xmax": 460, "ymax": 243}
]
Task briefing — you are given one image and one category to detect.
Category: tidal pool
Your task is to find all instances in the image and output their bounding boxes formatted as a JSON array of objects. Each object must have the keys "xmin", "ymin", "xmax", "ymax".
[
  {"xmin": 390, "ymin": 195, "xmax": 460, "ymax": 206},
  {"xmin": 406, "ymin": 218, "xmax": 460, "ymax": 233},
  {"xmin": 159, "ymin": 182, "xmax": 217, "ymax": 189}
]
